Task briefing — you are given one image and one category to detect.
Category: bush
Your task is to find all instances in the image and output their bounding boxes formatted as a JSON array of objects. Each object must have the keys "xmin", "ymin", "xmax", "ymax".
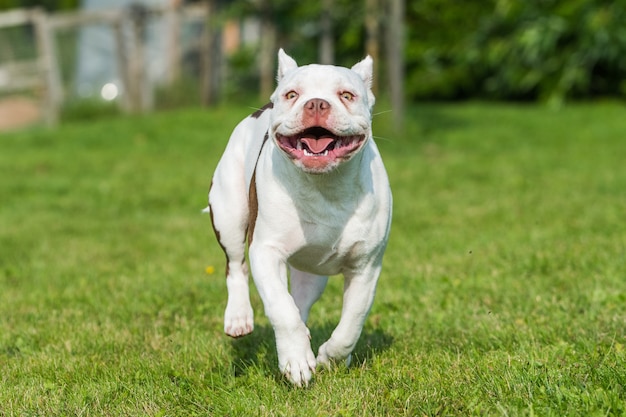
[{"xmin": 405, "ymin": 0, "xmax": 626, "ymax": 103}]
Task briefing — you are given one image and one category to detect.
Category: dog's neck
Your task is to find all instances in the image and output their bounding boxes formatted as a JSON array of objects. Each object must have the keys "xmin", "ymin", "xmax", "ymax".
[{"xmin": 273, "ymin": 139, "xmax": 374, "ymax": 203}]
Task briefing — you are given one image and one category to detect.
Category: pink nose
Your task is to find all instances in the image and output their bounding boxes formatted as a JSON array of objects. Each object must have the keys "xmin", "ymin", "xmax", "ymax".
[{"xmin": 304, "ymin": 98, "xmax": 330, "ymax": 118}]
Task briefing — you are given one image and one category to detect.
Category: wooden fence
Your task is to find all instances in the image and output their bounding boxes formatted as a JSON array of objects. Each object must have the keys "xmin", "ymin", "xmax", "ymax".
[{"xmin": 0, "ymin": 3, "xmax": 210, "ymax": 126}]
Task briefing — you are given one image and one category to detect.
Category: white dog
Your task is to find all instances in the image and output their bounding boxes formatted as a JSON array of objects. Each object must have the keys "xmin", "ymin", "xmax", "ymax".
[{"xmin": 207, "ymin": 50, "xmax": 392, "ymax": 386}]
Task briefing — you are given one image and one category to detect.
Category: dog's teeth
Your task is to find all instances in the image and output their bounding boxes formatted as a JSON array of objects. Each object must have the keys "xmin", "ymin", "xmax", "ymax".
[
  {"xmin": 303, "ymin": 149, "xmax": 328, "ymax": 157},
  {"xmin": 297, "ymin": 140, "xmax": 303, "ymax": 151}
]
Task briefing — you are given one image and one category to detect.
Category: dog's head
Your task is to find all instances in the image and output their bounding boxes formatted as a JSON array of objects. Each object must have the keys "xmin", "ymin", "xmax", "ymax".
[{"xmin": 269, "ymin": 49, "xmax": 375, "ymax": 174}]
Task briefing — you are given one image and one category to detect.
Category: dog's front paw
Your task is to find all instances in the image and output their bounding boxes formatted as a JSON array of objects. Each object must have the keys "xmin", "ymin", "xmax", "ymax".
[
  {"xmin": 276, "ymin": 329, "xmax": 317, "ymax": 387},
  {"xmin": 316, "ymin": 341, "xmax": 352, "ymax": 369},
  {"xmin": 279, "ymin": 348, "xmax": 317, "ymax": 387},
  {"xmin": 224, "ymin": 302, "xmax": 254, "ymax": 338}
]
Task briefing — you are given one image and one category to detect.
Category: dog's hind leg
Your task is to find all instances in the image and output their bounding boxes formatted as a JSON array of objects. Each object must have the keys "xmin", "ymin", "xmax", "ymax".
[
  {"xmin": 290, "ymin": 267, "xmax": 328, "ymax": 324},
  {"xmin": 208, "ymin": 167, "xmax": 254, "ymax": 338}
]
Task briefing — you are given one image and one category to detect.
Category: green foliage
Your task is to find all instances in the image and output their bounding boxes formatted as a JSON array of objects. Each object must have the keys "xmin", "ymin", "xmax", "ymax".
[
  {"xmin": 473, "ymin": 0, "xmax": 626, "ymax": 103},
  {"xmin": 222, "ymin": 0, "xmax": 626, "ymax": 102},
  {"xmin": 6, "ymin": 0, "xmax": 623, "ymax": 102},
  {"xmin": 154, "ymin": 78, "xmax": 204, "ymax": 110},
  {"xmin": 406, "ymin": 0, "xmax": 626, "ymax": 102},
  {"xmin": 1, "ymin": 102, "xmax": 625, "ymax": 414},
  {"xmin": 223, "ymin": 0, "xmax": 369, "ymax": 70},
  {"xmin": 224, "ymin": 45, "xmax": 260, "ymax": 101},
  {"xmin": 60, "ymin": 98, "xmax": 121, "ymax": 121},
  {"xmin": 0, "ymin": 0, "xmax": 78, "ymax": 11}
]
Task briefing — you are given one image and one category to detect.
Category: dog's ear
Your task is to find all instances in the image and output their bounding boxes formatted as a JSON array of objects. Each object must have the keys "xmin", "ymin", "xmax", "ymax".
[
  {"xmin": 351, "ymin": 56, "xmax": 373, "ymax": 89},
  {"xmin": 277, "ymin": 49, "xmax": 298, "ymax": 81}
]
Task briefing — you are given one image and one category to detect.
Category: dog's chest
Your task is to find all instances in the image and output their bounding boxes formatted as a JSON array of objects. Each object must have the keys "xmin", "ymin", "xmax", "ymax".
[
  {"xmin": 287, "ymin": 222, "xmax": 367, "ymax": 275},
  {"xmin": 284, "ymin": 193, "xmax": 376, "ymax": 275},
  {"xmin": 251, "ymin": 131, "xmax": 388, "ymax": 276}
]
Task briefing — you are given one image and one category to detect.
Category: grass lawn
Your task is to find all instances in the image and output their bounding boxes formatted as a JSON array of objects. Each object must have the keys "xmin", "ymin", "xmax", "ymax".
[{"xmin": 1, "ymin": 101, "xmax": 625, "ymax": 416}]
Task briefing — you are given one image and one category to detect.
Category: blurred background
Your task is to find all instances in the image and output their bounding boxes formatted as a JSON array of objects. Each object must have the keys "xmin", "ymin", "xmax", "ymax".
[{"xmin": 0, "ymin": 0, "xmax": 625, "ymax": 129}]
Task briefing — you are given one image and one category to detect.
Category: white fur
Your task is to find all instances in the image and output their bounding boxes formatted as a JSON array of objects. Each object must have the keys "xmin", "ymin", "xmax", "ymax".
[{"xmin": 208, "ymin": 50, "xmax": 392, "ymax": 386}]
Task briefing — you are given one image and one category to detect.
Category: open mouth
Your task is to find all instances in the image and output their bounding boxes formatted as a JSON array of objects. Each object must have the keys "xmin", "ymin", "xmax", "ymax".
[{"xmin": 275, "ymin": 126, "xmax": 365, "ymax": 162}]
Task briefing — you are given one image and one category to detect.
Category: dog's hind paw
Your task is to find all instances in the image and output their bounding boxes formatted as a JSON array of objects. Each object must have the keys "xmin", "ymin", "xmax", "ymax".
[{"xmin": 224, "ymin": 307, "xmax": 254, "ymax": 338}]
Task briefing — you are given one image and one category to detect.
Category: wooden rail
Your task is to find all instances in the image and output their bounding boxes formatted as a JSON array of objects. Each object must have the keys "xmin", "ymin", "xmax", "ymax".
[{"xmin": 0, "ymin": 3, "xmax": 210, "ymax": 126}]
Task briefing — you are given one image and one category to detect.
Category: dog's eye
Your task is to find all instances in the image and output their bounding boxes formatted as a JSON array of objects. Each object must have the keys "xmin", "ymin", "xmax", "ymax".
[
  {"xmin": 285, "ymin": 91, "xmax": 299, "ymax": 100},
  {"xmin": 340, "ymin": 91, "xmax": 355, "ymax": 101}
]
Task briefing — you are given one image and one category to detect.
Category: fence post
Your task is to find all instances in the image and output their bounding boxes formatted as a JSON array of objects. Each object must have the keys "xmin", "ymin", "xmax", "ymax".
[
  {"xmin": 112, "ymin": 17, "xmax": 131, "ymax": 113},
  {"xmin": 319, "ymin": 0, "xmax": 334, "ymax": 64},
  {"xmin": 165, "ymin": 2, "xmax": 181, "ymax": 85},
  {"xmin": 386, "ymin": 0, "xmax": 405, "ymax": 130},
  {"xmin": 258, "ymin": 0, "xmax": 276, "ymax": 101},
  {"xmin": 127, "ymin": 4, "xmax": 152, "ymax": 113},
  {"xmin": 201, "ymin": 0, "xmax": 221, "ymax": 106},
  {"xmin": 365, "ymin": 0, "xmax": 380, "ymax": 94},
  {"xmin": 32, "ymin": 8, "xmax": 62, "ymax": 126}
]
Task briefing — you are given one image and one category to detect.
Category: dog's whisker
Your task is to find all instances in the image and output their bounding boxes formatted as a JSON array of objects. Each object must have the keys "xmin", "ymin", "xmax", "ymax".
[
  {"xmin": 372, "ymin": 109, "xmax": 393, "ymax": 117},
  {"xmin": 372, "ymin": 135, "xmax": 394, "ymax": 143}
]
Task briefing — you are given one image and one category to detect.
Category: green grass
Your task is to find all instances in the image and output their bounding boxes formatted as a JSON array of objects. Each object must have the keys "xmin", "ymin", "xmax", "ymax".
[{"xmin": 1, "ymin": 101, "xmax": 625, "ymax": 416}]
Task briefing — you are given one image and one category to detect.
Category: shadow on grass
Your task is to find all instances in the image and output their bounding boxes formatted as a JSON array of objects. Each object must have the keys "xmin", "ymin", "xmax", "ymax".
[
  {"xmin": 229, "ymin": 324, "xmax": 277, "ymax": 377},
  {"xmin": 229, "ymin": 322, "xmax": 393, "ymax": 377},
  {"xmin": 350, "ymin": 326, "xmax": 394, "ymax": 366}
]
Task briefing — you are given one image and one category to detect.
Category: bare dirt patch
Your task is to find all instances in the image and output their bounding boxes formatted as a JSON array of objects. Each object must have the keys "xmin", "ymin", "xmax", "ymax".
[{"xmin": 0, "ymin": 96, "xmax": 40, "ymax": 131}]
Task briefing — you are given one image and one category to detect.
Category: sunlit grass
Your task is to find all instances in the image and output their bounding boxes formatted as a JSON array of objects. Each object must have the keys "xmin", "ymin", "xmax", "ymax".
[{"xmin": 1, "ymin": 102, "xmax": 625, "ymax": 415}]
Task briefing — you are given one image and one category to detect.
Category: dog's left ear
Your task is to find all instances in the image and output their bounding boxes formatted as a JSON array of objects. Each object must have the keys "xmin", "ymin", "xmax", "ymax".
[
  {"xmin": 277, "ymin": 49, "xmax": 298, "ymax": 81},
  {"xmin": 351, "ymin": 56, "xmax": 373, "ymax": 89}
]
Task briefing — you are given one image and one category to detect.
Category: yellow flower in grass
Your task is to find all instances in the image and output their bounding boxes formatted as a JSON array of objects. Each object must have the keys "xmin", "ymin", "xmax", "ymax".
[{"xmin": 205, "ymin": 265, "xmax": 215, "ymax": 275}]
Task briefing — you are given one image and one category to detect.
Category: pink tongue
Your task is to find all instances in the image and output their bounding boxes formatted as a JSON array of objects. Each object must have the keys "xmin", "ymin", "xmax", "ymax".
[{"xmin": 300, "ymin": 137, "xmax": 335, "ymax": 153}]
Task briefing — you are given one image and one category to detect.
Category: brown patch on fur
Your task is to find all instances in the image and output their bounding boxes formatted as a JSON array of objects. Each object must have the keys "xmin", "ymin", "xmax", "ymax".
[
  {"xmin": 247, "ymin": 131, "xmax": 270, "ymax": 244},
  {"xmin": 247, "ymin": 171, "xmax": 258, "ymax": 245},
  {"xmin": 210, "ymin": 129, "xmax": 269, "ymax": 275},
  {"xmin": 208, "ymin": 181, "xmax": 230, "ymax": 278},
  {"xmin": 250, "ymin": 102, "xmax": 273, "ymax": 119}
]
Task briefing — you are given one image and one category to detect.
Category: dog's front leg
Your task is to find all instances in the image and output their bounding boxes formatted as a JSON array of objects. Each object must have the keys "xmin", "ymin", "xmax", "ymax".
[
  {"xmin": 249, "ymin": 244, "xmax": 317, "ymax": 387},
  {"xmin": 317, "ymin": 264, "xmax": 382, "ymax": 367}
]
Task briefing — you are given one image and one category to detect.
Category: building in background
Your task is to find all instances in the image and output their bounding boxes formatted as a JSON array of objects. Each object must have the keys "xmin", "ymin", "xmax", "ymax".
[{"xmin": 75, "ymin": 0, "xmax": 170, "ymax": 102}]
